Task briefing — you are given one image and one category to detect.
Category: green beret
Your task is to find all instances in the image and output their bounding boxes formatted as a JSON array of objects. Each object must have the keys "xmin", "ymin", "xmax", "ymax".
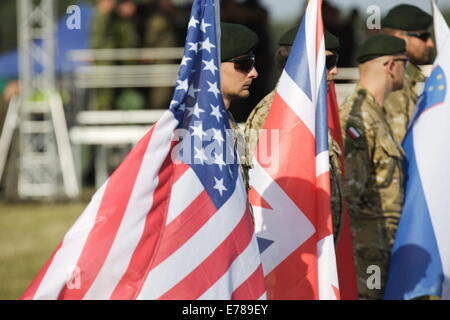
[
  {"xmin": 324, "ymin": 30, "xmax": 340, "ymax": 51},
  {"xmin": 278, "ymin": 25, "xmax": 340, "ymax": 51},
  {"xmin": 382, "ymin": 4, "xmax": 433, "ymax": 31},
  {"xmin": 278, "ymin": 25, "xmax": 297, "ymax": 46},
  {"xmin": 220, "ymin": 22, "xmax": 258, "ymax": 62},
  {"xmin": 356, "ymin": 34, "xmax": 406, "ymax": 63}
]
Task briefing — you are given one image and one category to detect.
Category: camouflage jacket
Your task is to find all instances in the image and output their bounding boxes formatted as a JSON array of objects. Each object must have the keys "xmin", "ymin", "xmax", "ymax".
[
  {"xmin": 384, "ymin": 63, "xmax": 426, "ymax": 145},
  {"xmin": 245, "ymin": 90, "xmax": 344, "ymax": 243},
  {"xmin": 229, "ymin": 110, "xmax": 255, "ymax": 223},
  {"xmin": 340, "ymin": 84, "xmax": 405, "ymax": 299},
  {"xmin": 228, "ymin": 111, "xmax": 251, "ymax": 193},
  {"xmin": 244, "ymin": 90, "xmax": 275, "ymax": 160}
]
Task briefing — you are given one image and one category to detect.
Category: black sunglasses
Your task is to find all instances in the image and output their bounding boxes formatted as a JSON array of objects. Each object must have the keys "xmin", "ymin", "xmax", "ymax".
[
  {"xmin": 406, "ymin": 31, "xmax": 432, "ymax": 42},
  {"xmin": 228, "ymin": 54, "xmax": 255, "ymax": 73},
  {"xmin": 326, "ymin": 53, "xmax": 339, "ymax": 70}
]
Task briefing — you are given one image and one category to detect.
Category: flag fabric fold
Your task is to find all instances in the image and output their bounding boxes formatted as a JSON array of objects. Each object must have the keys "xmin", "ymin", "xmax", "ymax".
[
  {"xmin": 384, "ymin": 1, "xmax": 450, "ymax": 300},
  {"xmin": 248, "ymin": 0, "xmax": 340, "ymax": 299},
  {"xmin": 22, "ymin": 0, "xmax": 266, "ymax": 300},
  {"xmin": 328, "ymin": 81, "xmax": 358, "ymax": 300}
]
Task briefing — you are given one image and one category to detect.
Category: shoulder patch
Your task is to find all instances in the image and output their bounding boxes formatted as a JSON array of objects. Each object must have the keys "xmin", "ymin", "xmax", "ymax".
[{"xmin": 346, "ymin": 126, "xmax": 361, "ymax": 140}]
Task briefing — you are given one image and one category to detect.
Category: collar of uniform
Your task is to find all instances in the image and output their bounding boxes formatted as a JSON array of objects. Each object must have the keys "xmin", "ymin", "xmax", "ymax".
[
  {"xmin": 227, "ymin": 110, "xmax": 248, "ymax": 162},
  {"xmin": 354, "ymin": 83, "xmax": 386, "ymax": 117},
  {"xmin": 355, "ymin": 84, "xmax": 380, "ymax": 108},
  {"xmin": 227, "ymin": 110, "xmax": 254, "ymax": 179},
  {"xmin": 406, "ymin": 62, "xmax": 426, "ymax": 84},
  {"xmin": 227, "ymin": 110, "xmax": 240, "ymax": 132},
  {"xmin": 244, "ymin": 89, "xmax": 276, "ymax": 138}
]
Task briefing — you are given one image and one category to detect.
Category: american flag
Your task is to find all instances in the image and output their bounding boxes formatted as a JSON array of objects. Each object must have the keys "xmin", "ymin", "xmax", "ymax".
[
  {"xmin": 248, "ymin": 0, "xmax": 340, "ymax": 299},
  {"xmin": 22, "ymin": 0, "xmax": 266, "ymax": 300}
]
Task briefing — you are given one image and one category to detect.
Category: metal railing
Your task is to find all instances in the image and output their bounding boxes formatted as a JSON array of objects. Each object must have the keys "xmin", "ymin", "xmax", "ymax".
[{"xmin": 65, "ymin": 47, "xmax": 433, "ymax": 187}]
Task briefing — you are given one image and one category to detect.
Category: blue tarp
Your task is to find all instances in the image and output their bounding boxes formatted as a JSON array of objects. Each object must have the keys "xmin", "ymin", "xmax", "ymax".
[{"xmin": 0, "ymin": 3, "xmax": 93, "ymax": 79}]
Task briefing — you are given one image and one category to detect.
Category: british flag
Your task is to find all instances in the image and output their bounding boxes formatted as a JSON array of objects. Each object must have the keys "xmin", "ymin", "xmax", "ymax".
[
  {"xmin": 22, "ymin": 0, "xmax": 266, "ymax": 300},
  {"xmin": 248, "ymin": 0, "xmax": 340, "ymax": 299}
]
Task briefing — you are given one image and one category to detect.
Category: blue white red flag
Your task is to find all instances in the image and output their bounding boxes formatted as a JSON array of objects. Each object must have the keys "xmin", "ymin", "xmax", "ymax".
[
  {"xmin": 328, "ymin": 81, "xmax": 358, "ymax": 300},
  {"xmin": 21, "ymin": 0, "xmax": 266, "ymax": 300},
  {"xmin": 248, "ymin": 0, "xmax": 340, "ymax": 299},
  {"xmin": 384, "ymin": 1, "xmax": 450, "ymax": 300}
]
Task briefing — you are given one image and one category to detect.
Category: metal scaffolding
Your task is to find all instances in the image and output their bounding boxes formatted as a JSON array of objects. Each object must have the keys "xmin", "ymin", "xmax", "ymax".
[{"xmin": 0, "ymin": 0, "xmax": 79, "ymax": 199}]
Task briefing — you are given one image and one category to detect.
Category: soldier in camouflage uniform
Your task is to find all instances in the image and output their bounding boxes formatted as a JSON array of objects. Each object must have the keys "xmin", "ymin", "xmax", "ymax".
[
  {"xmin": 382, "ymin": 5, "xmax": 434, "ymax": 144},
  {"xmin": 144, "ymin": 0, "xmax": 179, "ymax": 109},
  {"xmin": 90, "ymin": 0, "xmax": 117, "ymax": 110},
  {"xmin": 90, "ymin": 0, "xmax": 145, "ymax": 111},
  {"xmin": 219, "ymin": 22, "xmax": 259, "ymax": 194},
  {"xmin": 339, "ymin": 35, "xmax": 408, "ymax": 299},
  {"xmin": 245, "ymin": 26, "xmax": 344, "ymax": 244},
  {"xmin": 113, "ymin": 0, "xmax": 145, "ymax": 110}
]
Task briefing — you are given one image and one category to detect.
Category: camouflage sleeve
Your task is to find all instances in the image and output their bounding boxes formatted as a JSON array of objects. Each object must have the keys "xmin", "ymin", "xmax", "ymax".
[
  {"xmin": 340, "ymin": 98, "xmax": 375, "ymax": 219},
  {"xmin": 328, "ymin": 133, "xmax": 344, "ymax": 244},
  {"xmin": 343, "ymin": 123, "xmax": 373, "ymax": 214}
]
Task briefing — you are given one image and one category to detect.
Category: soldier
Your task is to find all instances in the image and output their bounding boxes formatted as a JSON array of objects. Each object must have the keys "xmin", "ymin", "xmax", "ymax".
[
  {"xmin": 113, "ymin": 0, "xmax": 145, "ymax": 110},
  {"xmin": 220, "ymin": 22, "xmax": 259, "ymax": 193},
  {"xmin": 90, "ymin": 0, "xmax": 117, "ymax": 50},
  {"xmin": 143, "ymin": 0, "xmax": 179, "ymax": 109},
  {"xmin": 382, "ymin": 4, "xmax": 434, "ymax": 144},
  {"xmin": 339, "ymin": 35, "xmax": 408, "ymax": 299},
  {"xmin": 244, "ymin": 26, "xmax": 344, "ymax": 244},
  {"xmin": 113, "ymin": 0, "xmax": 140, "ymax": 52},
  {"xmin": 90, "ymin": 0, "xmax": 117, "ymax": 111}
]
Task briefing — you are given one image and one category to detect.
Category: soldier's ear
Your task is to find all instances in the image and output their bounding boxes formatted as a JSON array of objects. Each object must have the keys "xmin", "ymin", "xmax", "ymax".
[
  {"xmin": 397, "ymin": 31, "xmax": 410, "ymax": 44},
  {"xmin": 385, "ymin": 59, "xmax": 396, "ymax": 77}
]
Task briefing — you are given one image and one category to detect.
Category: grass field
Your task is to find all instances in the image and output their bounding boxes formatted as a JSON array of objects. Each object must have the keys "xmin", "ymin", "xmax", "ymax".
[{"xmin": 0, "ymin": 201, "xmax": 87, "ymax": 300}]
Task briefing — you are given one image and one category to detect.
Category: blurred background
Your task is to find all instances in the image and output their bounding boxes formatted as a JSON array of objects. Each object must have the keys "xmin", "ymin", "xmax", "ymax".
[{"xmin": 0, "ymin": 0, "xmax": 449, "ymax": 300}]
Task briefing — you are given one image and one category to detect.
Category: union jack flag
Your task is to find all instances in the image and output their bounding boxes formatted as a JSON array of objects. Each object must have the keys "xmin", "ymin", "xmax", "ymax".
[
  {"xmin": 248, "ymin": 0, "xmax": 340, "ymax": 299},
  {"xmin": 22, "ymin": 0, "xmax": 266, "ymax": 300}
]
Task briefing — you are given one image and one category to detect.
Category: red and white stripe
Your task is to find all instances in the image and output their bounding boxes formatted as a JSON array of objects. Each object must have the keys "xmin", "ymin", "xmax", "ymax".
[
  {"xmin": 22, "ymin": 110, "xmax": 265, "ymax": 300},
  {"xmin": 249, "ymin": 0, "xmax": 339, "ymax": 300}
]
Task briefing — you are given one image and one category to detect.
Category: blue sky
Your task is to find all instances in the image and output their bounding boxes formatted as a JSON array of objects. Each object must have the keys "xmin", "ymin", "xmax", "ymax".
[{"xmin": 259, "ymin": 0, "xmax": 449, "ymax": 22}]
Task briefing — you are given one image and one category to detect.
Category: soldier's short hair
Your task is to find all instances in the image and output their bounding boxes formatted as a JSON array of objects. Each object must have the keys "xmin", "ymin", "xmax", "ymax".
[{"xmin": 275, "ymin": 45, "xmax": 291, "ymax": 77}]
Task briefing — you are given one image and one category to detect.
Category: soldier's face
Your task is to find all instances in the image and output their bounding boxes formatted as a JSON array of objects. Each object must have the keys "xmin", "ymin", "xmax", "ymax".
[
  {"xmin": 388, "ymin": 54, "xmax": 408, "ymax": 91},
  {"xmin": 220, "ymin": 55, "xmax": 258, "ymax": 109},
  {"xmin": 118, "ymin": 1, "xmax": 136, "ymax": 18},
  {"xmin": 403, "ymin": 29, "xmax": 434, "ymax": 65}
]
